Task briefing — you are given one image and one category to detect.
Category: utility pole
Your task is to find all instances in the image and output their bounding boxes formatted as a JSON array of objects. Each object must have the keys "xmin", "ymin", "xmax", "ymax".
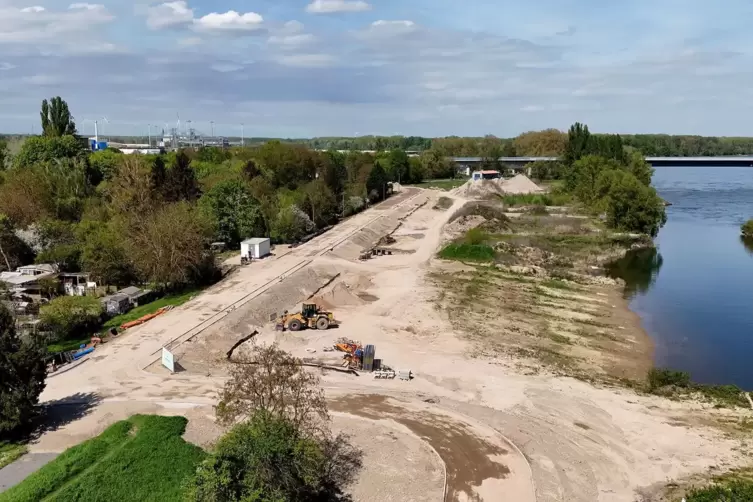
[
  {"xmin": 147, "ymin": 124, "xmax": 151, "ymax": 148},
  {"xmin": 241, "ymin": 123, "xmax": 244, "ymax": 147},
  {"xmin": 211, "ymin": 121, "xmax": 215, "ymax": 139}
]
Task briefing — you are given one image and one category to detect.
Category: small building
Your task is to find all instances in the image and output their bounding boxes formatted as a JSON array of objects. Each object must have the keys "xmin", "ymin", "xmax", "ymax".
[
  {"xmin": 471, "ymin": 170, "xmax": 501, "ymax": 181},
  {"xmin": 59, "ymin": 273, "xmax": 95, "ymax": 297},
  {"xmin": 0, "ymin": 264, "xmax": 58, "ymax": 299},
  {"xmin": 241, "ymin": 238, "xmax": 271, "ymax": 259},
  {"xmin": 101, "ymin": 293, "xmax": 131, "ymax": 316}
]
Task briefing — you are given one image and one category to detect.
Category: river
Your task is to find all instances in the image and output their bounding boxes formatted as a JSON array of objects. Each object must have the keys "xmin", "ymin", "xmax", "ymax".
[{"xmin": 610, "ymin": 166, "xmax": 753, "ymax": 388}]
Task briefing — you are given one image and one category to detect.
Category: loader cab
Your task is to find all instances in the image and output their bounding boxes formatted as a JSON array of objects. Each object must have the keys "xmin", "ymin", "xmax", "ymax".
[{"xmin": 301, "ymin": 303, "xmax": 318, "ymax": 318}]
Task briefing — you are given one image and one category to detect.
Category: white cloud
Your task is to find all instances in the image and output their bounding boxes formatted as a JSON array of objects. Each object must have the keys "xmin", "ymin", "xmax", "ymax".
[
  {"xmin": 146, "ymin": 1, "xmax": 193, "ymax": 30},
  {"xmin": 0, "ymin": 62, "xmax": 16, "ymax": 71},
  {"xmin": 361, "ymin": 20, "xmax": 417, "ymax": 38},
  {"xmin": 269, "ymin": 33, "xmax": 316, "ymax": 47},
  {"xmin": 177, "ymin": 36, "xmax": 202, "ymax": 46},
  {"xmin": 194, "ymin": 11, "xmax": 263, "ymax": 32},
  {"xmin": 0, "ymin": 3, "xmax": 113, "ymax": 44},
  {"xmin": 279, "ymin": 53, "xmax": 336, "ymax": 68},
  {"xmin": 306, "ymin": 0, "xmax": 370, "ymax": 14}
]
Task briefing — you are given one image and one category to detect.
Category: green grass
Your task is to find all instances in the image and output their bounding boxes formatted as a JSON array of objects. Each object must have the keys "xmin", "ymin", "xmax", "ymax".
[
  {"xmin": 101, "ymin": 287, "xmax": 202, "ymax": 332},
  {"xmin": 438, "ymin": 243, "xmax": 495, "ymax": 262},
  {"xmin": 0, "ymin": 415, "xmax": 205, "ymax": 502},
  {"xmin": 686, "ymin": 481, "xmax": 753, "ymax": 501},
  {"xmin": 647, "ymin": 368, "xmax": 749, "ymax": 408},
  {"xmin": 47, "ymin": 337, "xmax": 93, "ymax": 354},
  {"xmin": 413, "ymin": 178, "xmax": 466, "ymax": 190},
  {"xmin": 0, "ymin": 442, "xmax": 27, "ymax": 470}
]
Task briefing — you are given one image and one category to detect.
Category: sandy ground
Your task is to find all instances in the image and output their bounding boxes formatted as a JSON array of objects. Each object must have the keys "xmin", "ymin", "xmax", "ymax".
[{"xmin": 24, "ymin": 187, "xmax": 753, "ymax": 501}]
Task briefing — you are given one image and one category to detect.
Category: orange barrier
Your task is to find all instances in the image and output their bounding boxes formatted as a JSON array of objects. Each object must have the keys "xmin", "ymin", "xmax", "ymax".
[{"xmin": 120, "ymin": 306, "xmax": 171, "ymax": 330}]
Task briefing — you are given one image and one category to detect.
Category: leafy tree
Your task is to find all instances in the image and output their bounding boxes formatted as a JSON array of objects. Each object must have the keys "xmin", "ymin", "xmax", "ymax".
[
  {"xmin": 40, "ymin": 96, "xmax": 77, "ymax": 137},
  {"xmin": 0, "ymin": 138, "xmax": 8, "ymax": 170},
  {"xmin": 572, "ymin": 155, "xmax": 622, "ymax": 204},
  {"xmin": 626, "ymin": 150, "xmax": 654, "ymax": 186},
  {"xmin": 164, "ymin": 151, "xmax": 200, "ymax": 203},
  {"xmin": 241, "ymin": 159, "xmax": 261, "ymax": 180},
  {"xmin": 196, "ymin": 146, "xmax": 231, "ymax": 164},
  {"xmin": 591, "ymin": 134, "xmax": 626, "ymax": 163},
  {"xmin": 34, "ymin": 219, "xmax": 81, "ymax": 272},
  {"xmin": 127, "ymin": 201, "xmax": 213, "ymax": 285},
  {"xmin": 408, "ymin": 156, "xmax": 424, "ymax": 183},
  {"xmin": 40, "ymin": 295, "xmax": 103, "ymax": 341},
  {"xmin": 14, "ymin": 135, "xmax": 83, "ymax": 168},
  {"xmin": 0, "ymin": 304, "xmax": 47, "ymax": 439},
  {"xmin": 302, "ymin": 179, "xmax": 337, "ymax": 228},
  {"xmin": 479, "ymin": 135, "xmax": 503, "ymax": 171},
  {"xmin": 88, "ymin": 149, "xmax": 123, "ymax": 183},
  {"xmin": 527, "ymin": 160, "xmax": 563, "ymax": 181},
  {"xmin": 149, "ymin": 155, "xmax": 167, "ymax": 196},
  {"xmin": 387, "ymin": 149, "xmax": 410, "ymax": 183},
  {"xmin": 79, "ymin": 221, "xmax": 136, "ymax": 287},
  {"xmin": 0, "ymin": 214, "xmax": 34, "ymax": 273},
  {"xmin": 271, "ymin": 205, "xmax": 315, "ymax": 243},
  {"xmin": 513, "ymin": 129, "xmax": 567, "ymax": 157},
  {"xmin": 107, "ymin": 156, "xmax": 159, "ymax": 221},
  {"xmin": 199, "ymin": 180, "xmax": 265, "ymax": 246},
  {"xmin": 366, "ymin": 162, "xmax": 388, "ymax": 201},
  {"xmin": 563, "ymin": 122, "xmax": 592, "ymax": 188},
  {"xmin": 600, "ymin": 170, "xmax": 667, "ymax": 236},
  {"xmin": 320, "ymin": 151, "xmax": 347, "ymax": 199},
  {"xmin": 419, "ymin": 149, "xmax": 454, "ymax": 179}
]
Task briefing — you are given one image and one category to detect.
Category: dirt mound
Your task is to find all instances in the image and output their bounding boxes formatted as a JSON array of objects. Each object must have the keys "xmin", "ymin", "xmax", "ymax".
[
  {"xmin": 500, "ymin": 174, "xmax": 543, "ymax": 194},
  {"xmin": 311, "ymin": 282, "xmax": 366, "ymax": 310},
  {"xmin": 450, "ymin": 179, "xmax": 506, "ymax": 199}
]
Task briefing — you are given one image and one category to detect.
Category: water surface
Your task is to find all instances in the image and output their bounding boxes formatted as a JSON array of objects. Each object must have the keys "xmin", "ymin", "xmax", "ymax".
[{"xmin": 616, "ymin": 166, "xmax": 753, "ymax": 388}]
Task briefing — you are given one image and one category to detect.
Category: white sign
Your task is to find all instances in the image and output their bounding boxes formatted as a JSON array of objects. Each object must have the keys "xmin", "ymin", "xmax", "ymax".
[{"xmin": 161, "ymin": 347, "xmax": 175, "ymax": 373}]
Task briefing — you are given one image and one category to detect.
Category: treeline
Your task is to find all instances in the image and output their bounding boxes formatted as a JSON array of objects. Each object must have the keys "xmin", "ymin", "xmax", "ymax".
[{"xmin": 0, "ymin": 97, "xmax": 427, "ymax": 293}]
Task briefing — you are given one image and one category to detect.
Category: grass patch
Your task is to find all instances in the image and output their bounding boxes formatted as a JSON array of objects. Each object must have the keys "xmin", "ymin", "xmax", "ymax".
[
  {"xmin": 0, "ymin": 415, "xmax": 205, "ymax": 502},
  {"xmin": 0, "ymin": 442, "xmax": 27, "ymax": 470},
  {"xmin": 541, "ymin": 279, "xmax": 579, "ymax": 291},
  {"xmin": 686, "ymin": 481, "xmax": 753, "ymax": 501},
  {"xmin": 47, "ymin": 337, "xmax": 93, "ymax": 354},
  {"xmin": 647, "ymin": 368, "xmax": 749, "ymax": 408},
  {"xmin": 414, "ymin": 178, "xmax": 466, "ymax": 190},
  {"xmin": 102, "ymin": 287, "xmax": 202, "ymax": 332},
  {"xmin": 439, "ymin": 243, "xmax": 495, "ymax": 262}
]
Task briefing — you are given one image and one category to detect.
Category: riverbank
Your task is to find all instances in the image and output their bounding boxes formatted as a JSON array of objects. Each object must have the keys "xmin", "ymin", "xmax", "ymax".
[{"xmin": 432, "ymin": 201, "xmax": 655, "ymax": 385}]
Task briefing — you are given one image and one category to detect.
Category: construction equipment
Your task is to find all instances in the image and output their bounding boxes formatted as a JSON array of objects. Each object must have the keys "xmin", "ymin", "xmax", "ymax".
[{"xmin": 275, "ymin": 303, "xmax": 338, "ymax": 332}]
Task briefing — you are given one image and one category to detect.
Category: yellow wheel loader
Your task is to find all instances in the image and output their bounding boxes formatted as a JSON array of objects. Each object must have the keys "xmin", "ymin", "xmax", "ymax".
[{"xmin": 276, "ymin": 303, "xmax": 338, "ymax": 332}]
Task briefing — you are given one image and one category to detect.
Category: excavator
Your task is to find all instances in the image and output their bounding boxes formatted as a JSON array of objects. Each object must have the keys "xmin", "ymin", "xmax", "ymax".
[{"xmin": 276, "ymin": 303, "xmax": 339, "ymax": 332}]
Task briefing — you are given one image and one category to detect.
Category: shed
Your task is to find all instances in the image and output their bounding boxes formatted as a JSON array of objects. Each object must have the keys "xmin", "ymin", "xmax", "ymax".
[
  {"xmin": 101, "ymin": 293, "xmax": 131, "ymax": 315},
  {"xmin": 241, "ymin": 238, "xmax": 271, "ymax": 259}
]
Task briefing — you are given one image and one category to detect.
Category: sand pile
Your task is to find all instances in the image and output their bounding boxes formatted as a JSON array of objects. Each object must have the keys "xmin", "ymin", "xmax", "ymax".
[
  {"xmin": 500, "ymin": 174, "xmax": 543, "ymax": 194},
  {"xmin": 311, "ymin": 283, "xmax": 366, "ymax": 310},
  {"xmin": 450, "ymin": 179, "xmax": 506, "ymax": 199}
]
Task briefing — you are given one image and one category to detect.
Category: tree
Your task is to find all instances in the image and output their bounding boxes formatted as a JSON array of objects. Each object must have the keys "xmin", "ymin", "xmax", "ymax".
[
  {"xmin": 186, "ymin": 410, "xmax": 361, "ymax": 502},
  {"xmin": 127, "ymin": 201, "xmax": 213, "ymax": 285},
  {"xmin": 420, "ymin": 149, "xmax": 454, "ymax": 179},
  {"xmin": 242, "ymin": 159, "xmax": 261, "ymax": 180},
  {"xmin": 0, "ymin": 304, "xmax": 47, "ymax": 438},
  {"xmin": 14, "ymin": 135, "xmax": 83, "ymax": 169},
  {"xmin": 527, "ymin": 160, "xmax": 563, "ymax": 181},
  {"xmin": 34, "ymin": 219, "xmax": 81, "ymax": 272},
  {"xmin": 387, "ymin": 149, "xmax": 410, "ymax": 183},
  {"xmin": 79, "ymin": 221, "xmax": 137, "ymax": 287},
  {"xmin": 164, "ymin": 151, "xmax": 200, "ymax": 202},
  {"xmin": 479, "ymin": 135, "xmax": 503, "ymax": 171},
  {"xmin": 40, "ymin": 296, "xmax": 103, "ymax": 341},
  {"xmin": 217, "ymin": 344, "xmax": 329, "ymax": 432},
  {"xmin": 40, "ymin": 97, "xmax": 77, "ymax": 137},
  {"xmin": 563, "ymin": 122, "xmax": 592, "ymax": 189},
  {"xmin": 572, "ymin": 155, "xmax": 622, "ymax": 204},
  {"xmin": 320, "ymin": 151, "xmax": 347, "ymax": 199},
  {"xmin": 302, "ymin": 179, "xmax": 337, "ymax": 228},
  {"xmin": 513, "ymin": 129, "xmax": 567, "ymax": 157},
  {"xmin": 149, "ymin": 155, "xmax": 167, "ymax": 196},
  {"xmin": 107, "ymin": 156, "xmax": 159, "ymax": 221},
  {"xmin": 366, "ymin": 162, "xmax": 388, "ymax": 201},
  {"xmin": 0, "ymin": 214, "xmax": 34, "ymax": 273},
  {"xmin": 271, "ymin": 205, "xmax": 315, "ymax": 243},
  {"xmin": 600, "ymin": 170, "xmax": 667, "ymax": 236},
  {"xmin": 199, "ymin": 180, "xmax": 265, "ymax": 246},
  {"xmin": 88, "ymin": 149, "xmax": 123, "ymax": 183},
  {"xmin": 626, "ymin": 151, "xmax": 654, "ymax": 186},
  {"xmin": 0, "ymin": 138, "xmax": 8, "ymax": 170}
]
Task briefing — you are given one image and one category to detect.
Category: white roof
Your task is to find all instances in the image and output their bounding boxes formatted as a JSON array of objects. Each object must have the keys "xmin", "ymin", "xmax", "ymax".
[
  {"xmin": 242, "ymin": 238, "xmax": 270, "ymax": 245},
  {"xmin": 0, "ymin": 271, "xmax": 56, "ymax": 286}
]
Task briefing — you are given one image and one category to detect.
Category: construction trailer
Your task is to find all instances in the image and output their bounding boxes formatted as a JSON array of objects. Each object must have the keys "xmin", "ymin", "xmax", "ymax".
[{"xmin": 241, "ymin": 238, "xmax": 271, "ymax": 260}]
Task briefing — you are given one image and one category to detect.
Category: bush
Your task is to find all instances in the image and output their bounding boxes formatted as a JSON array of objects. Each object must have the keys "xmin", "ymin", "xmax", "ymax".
[
  {"xmin": 39, "ymin": 296, "xmax": 103, "ymax": 341},
  {"xmin": 742, "ymin": 219, "xmax": 753, "ymax": 239},
  {"xmin": 439, "ymin": 243, "xmax": 495, "ymax": 262},
  {"xmin": 601, "ymin": 170, "xmax": 667, "ymax": 237},
  {"xmin": 686, "ymin": 481, "xmax": 753, "ymax": 501},
  {"xmin": 464, "ymin": 227, "xmax": 489, "ymax": 245},
  {"xmin": 647, "ymin": 368, "xmax": 690, "ymax": 391},
  {"xmin": 271, "ymin": 205, "xmax": 316, "ymax": 243}
]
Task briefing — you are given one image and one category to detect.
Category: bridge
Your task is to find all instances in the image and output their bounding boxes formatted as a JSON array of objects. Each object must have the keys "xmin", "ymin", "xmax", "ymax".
[{"xmin": 451, "ymin": 156, "xmax": 753, "ymax": 169}]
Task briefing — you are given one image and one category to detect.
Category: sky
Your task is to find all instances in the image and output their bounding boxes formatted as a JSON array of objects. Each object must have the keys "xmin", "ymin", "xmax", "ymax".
[{"xmin": 2, "ymin": 0, "xmax": 753, "ymax": 138}]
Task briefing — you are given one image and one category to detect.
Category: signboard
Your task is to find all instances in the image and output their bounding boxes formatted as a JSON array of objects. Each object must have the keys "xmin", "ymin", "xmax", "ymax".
[{"xmin": 161, "ymin": 347, "xmax": 175, "ymax": 373}]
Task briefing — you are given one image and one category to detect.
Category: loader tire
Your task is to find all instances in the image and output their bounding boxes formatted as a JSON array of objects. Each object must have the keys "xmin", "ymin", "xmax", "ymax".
[
  {"xmin": 289, "ymin": 319, "xmax": 303, "ymax": 332},
  {"xmin": 316, "ymin": 317, "xmax": 329, "ymax": 330}
]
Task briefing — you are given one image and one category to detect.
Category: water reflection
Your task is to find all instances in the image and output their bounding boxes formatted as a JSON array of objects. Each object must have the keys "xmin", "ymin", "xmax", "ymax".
[
  {"xmin": 606, "ymin": 247, "xmax": 664, "ymax": 298},
  {"xmin": 741, "ymin": 236, "xmax": 753, "ymax": 256}
]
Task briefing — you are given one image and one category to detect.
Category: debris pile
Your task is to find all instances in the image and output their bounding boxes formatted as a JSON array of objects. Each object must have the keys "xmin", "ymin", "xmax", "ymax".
[
  {"xmin": 500, "ymin": 174, "xmax": 544, "ymax": 194},
  {"xmin": 450, "ymin": 175, "xmax": 543, "ymax": 199}
]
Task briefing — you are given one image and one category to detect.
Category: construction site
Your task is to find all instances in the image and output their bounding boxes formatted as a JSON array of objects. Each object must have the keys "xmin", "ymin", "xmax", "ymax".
[{"xmin": 26, "ymin": 182, "xmax": 753, "ymax": 501}]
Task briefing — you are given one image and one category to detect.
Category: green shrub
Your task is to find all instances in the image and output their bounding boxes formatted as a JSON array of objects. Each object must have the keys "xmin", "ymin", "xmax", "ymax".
[
  {"xmin": 686, "ymin": 481, "xmax": 753, "ymax": 501},
  {"xmin": 438, "ymin": 243, "xmax": 495, "ymax": 262},
  {"xmin": 464, "ymin": 227, "xmax": 489, "ymax": 245},
  {"xmin": 742, "ymin": 219, "xmax": 753, "ymax": 239},
  {"xmin": 647, "ymin": 368, "xmax": 690, "ymax": 391}
]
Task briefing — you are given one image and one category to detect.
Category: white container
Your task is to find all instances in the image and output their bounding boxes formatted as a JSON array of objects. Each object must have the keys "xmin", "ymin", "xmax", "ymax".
[{"xmin": 240, "ymin": 238, "xmax": 270, "ymax": 259}]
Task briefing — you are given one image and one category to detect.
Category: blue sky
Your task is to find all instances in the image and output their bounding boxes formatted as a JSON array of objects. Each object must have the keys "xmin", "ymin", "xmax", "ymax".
[{"xmin": 1, "ymin": 0, "xmax": 753, "ymax": 137}]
